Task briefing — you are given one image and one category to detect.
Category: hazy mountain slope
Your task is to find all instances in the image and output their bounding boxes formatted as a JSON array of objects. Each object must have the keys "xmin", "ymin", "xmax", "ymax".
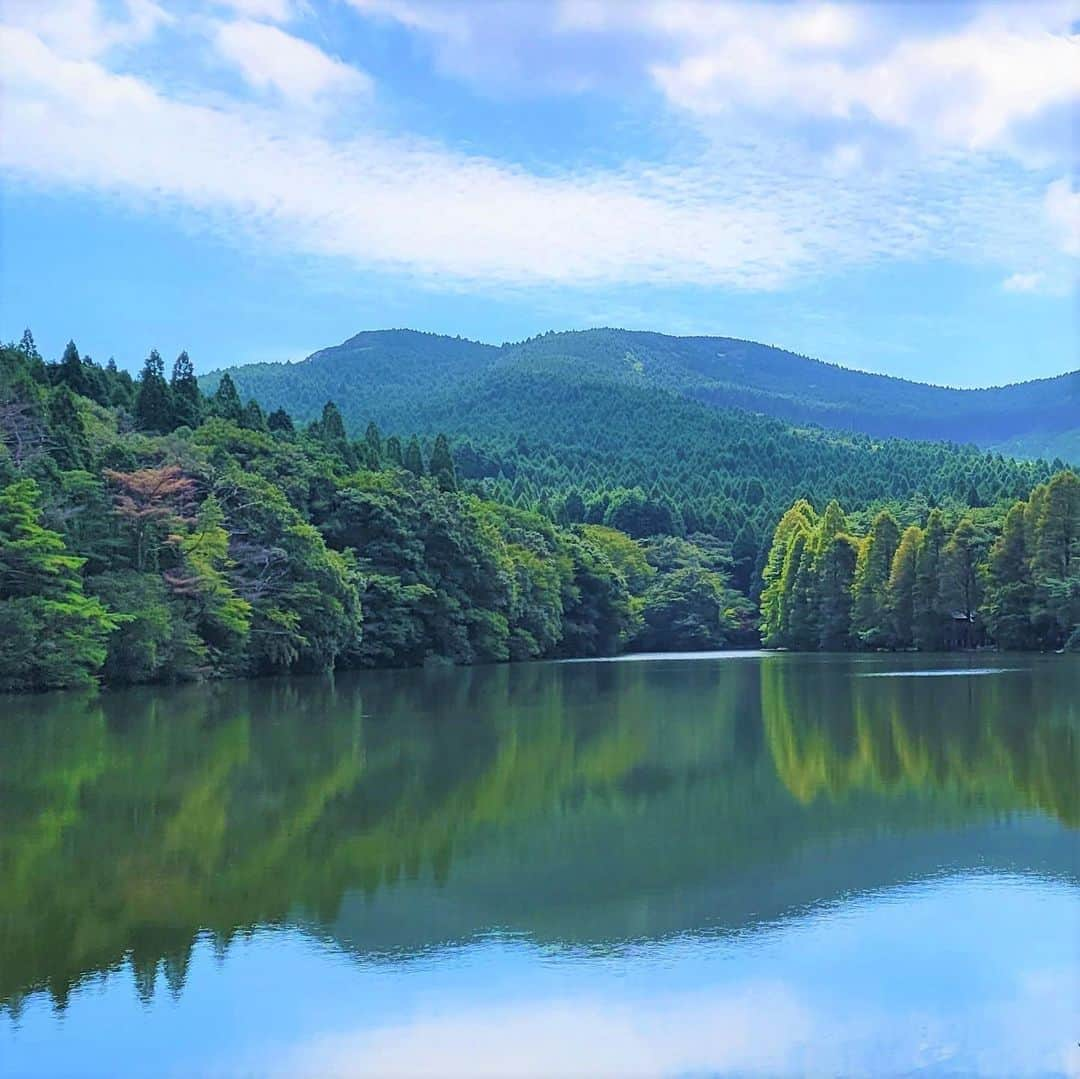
[
  {"xmin": 989, "ymin": 427, "xmax": 1080, "ymax": 464},
  {"xmin": 203, "ymin": 327, "xmax": 1078, "ymax": 459},
  {"xmin": 508, "ymin": 330, "xmax": 1078, "ymax": 451}
]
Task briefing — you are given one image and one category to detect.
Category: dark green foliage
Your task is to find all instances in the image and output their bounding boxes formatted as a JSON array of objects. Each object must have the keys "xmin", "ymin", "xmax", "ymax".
[
  {"xmin": 634, "ymin": 537, "xmax": 751, "ymax": 651},
  {"xmin": 170, "ymin": 351, "xmax": 202, "ymax": 429},
  {"xmin": 384, "ymin": 435, "xmax": 403, "ymax": 467},
  {"xmin": 817, "ymin": 533, "xmax": 859, "ymax": 650},
  {"xmin": 210, "ymin": 372, "xmax": 243, "ymax": 424},
  {"xmin": 47, "ymin": 387, "xmax": 90, "ymax": 470},
  {"xmin": 851, "ymin": 510, "xmax": 900, "ymax": 647},
  {"xmin": 604, "ymin": 487, "xmax": 682, "ymax": 538},
  {"xmin": 240, "ymin": 399, "xmax": 267, "ymax": 432},
  {"xmin": 134, "ymin": 350, "xmax": 173, "ymax": 433},
  {"xmin": 0, "ymin": 337, "xmax": 651, "ymax": 689},
  {"xmin": 202, "ymin": 328, "xmax": 1080, "ymax": 461},
  {"xmin": 58, "ymin": 340, "xmax": 90, "ymax": 398},
  {"xmin": 404, "ymin": 435, "xmax": 424, "ymax": 476},
  {"xmin": 316, "ymin": 401, "xmax": 356, "ymax": 468},
  {"xmin": 2, "ymin": 328, "xmax": 1075, "ymax": 692},
  {"xmin": 91, "ymin": 570, "xmax": 183, "ymax": 684},
  {"xmin": 267, "ymin": 407, "xmax": 294, "ymax": 434},
  {"xmin": 364, "ymin": 421, "xmax": 383, "ymax": 462},
  {"xmin": 199, "ymin": 330, "xmax": 1069, "ymax": 578},
  {"xmin": 430, "ymin": 433, "xmax": 457, "ymax": 491}
]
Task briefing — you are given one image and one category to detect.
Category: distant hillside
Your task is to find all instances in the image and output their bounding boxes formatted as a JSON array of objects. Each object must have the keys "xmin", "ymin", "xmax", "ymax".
[{"xmin": 203, "ymin": 327, "xmax": 1079, "ymax": 461}]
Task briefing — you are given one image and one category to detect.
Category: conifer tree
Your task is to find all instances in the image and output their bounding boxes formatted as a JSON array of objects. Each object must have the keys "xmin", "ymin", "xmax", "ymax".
[
  {"xmin": 815, "ymin": 499, "xmax": 847, "ymax": 553},
  {"xmin": 17, "ymin": 328, "xmax": 41, "ymax": 362},
  {"xmin": 267, "ymin": 407, "xmax": 295, "ymax": 434},
  {"xmin": 429, "ymin": 433, "xmax": 457, "ymax": 491},
  {"xmin": 240, "ymin": 399, "xmax": 268, "ymax": 432},
  {"xmin": 760, "ymin": 499, "xmax": 815, "ymax": 644},
  {"xmin": 318, "ymin": 401, "xmax": 356, "ymax": 468},
  {"xmin": 1030, "ymin": 470, "xmax": 1079, "ymax": 580},
  {"xmin": 914, "ymin": 509, "xmax": 947, "ymax": 650},
  {"xmin": 385, "ymin": 435, "xmax": 404, "ymax": 468},
  {"xmin": 852, "ymin": 509, "xmax": 900, "ymax": 647},
  {"xmin": 731, "ymin": 520, "xmax": 758, "ymax": 595},
  {"xmin": 404, "ymin": 435, "xmax": 425, "ymax": 476},
  {"xmin": 817, "ymin": 532, "xmax": 859, "ymax": 650},
  {"xmin": 982, "ymin": 501, "xmax": 1033, "ymax": 649},
  {"xmin": 1028, "ymin": 471, "xmax": 1080, "ymax": 646},
  {"xmin": 58, "ymin": 340, "xmax": 90, "ymax": 398},
  {"xmin": 170, "ymin": 351, "xmax": 202, "ymax": 429},
  {"xmin": 134, "ymin": 350, "xmax": 173, "ymax": 432},
  {"xmin": 941, "ymin": 515, "xmax": 989, "ymax": 628},
  {"xmin": 562, "ymin": 489, "xmax": 586, "ymax": 524},
  {"xmin": 364, "ymin": 421, "xmax": 383, "ymax": 462},
  {"xmin": 887, "ymin": 525, "xmax": 922, "ymax": 648},
  {"xmin": 210, "ymin": 373, "xmax": 244, "ymax": 424},
  {"xmin": 786, "ymin": 537, "xmax": 818, "ymax": 649}
]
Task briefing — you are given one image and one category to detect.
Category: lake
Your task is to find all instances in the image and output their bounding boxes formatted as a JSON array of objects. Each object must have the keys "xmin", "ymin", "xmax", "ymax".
[{"xmin": 1, "ymin": 652, "xmax": 1077, "ymax": 1077}]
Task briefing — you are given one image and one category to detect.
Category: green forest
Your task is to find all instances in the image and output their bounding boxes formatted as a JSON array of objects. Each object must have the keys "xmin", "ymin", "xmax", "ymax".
[
  {"xmin": 1, "ymin": 331, "xmax": 1077, "ymax": 693},
  {"xmin": 204, "ymin": 328, "xmax": 1080, "ymax": 460},
  {"xmin": 760, "ymin": 473, "xmax": 1079, "ymax": 652}
]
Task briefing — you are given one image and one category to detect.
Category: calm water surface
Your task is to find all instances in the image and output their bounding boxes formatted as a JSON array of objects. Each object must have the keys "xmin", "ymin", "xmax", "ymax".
[{"xmin": 1, "ymin": 652, "xmax": 1077, "ymax": 1077}]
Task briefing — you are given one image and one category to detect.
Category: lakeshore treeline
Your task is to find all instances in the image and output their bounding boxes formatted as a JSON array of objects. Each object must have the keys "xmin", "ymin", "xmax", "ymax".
[{"xmin": 1, "ymin": 332, "xmax": 1076, "ymax": 692}]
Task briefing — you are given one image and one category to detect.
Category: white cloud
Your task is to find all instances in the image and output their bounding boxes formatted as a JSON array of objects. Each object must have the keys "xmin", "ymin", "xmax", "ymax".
[
  {"xmin": 0, "ymin": 21, "xmax": 1069, "ymax": 295},
  {"xmin": 0, "ymin": 5, "xmax": 1075, "ymax": 300},
  {"xmin": 646, "ymin": 4, "xmax": 1079, "ymax": 157},
  {"xmin": 1002, "ymin": 272, "xmax": 1046, "ymax": 293},
  {"xmin": 0, "ymin": 0, "xmax": 171, "ymax": 59},
  {"xmin": 214, "ymin": 20, "xmax": 372, "ymax": 102},
  {"xmin": 1045, "ymin": 177, "xmax": 1080, "ymax": 257},
  {"xmin": 212, "ymin": 0, "xmax": 296, "ymax": 22},
  {"xmin": 348, "ymin": 1, "xmax": 1079, "ymax": 165},
  {"xmin": 271, "ymin": 961, "xmax": 1079, "ymax": 1079},
  {"xmin": 277, "ymin": 985, "xmax": 818, "ymax": 1077}
]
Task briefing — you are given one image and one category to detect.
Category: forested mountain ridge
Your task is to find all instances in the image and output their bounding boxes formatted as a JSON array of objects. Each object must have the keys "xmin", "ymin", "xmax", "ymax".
[
  {"xmin": 202, "ymin": 327, "xmax": 1080, "ymax": 459},
  {"xmin": 2, "ymin": 330, "xmax": 1076, "ymax": 694}
]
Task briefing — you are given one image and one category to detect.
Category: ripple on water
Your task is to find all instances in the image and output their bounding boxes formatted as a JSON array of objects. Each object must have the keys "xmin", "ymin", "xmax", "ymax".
[{"xmin": 857, "ymin": 668, "xmax": 1021, "ymax": 678}]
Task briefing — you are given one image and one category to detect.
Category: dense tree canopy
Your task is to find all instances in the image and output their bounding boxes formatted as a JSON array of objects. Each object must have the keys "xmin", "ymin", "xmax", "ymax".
[
  {"xmin": 3, "ymin": 335, "xmax": 758, "ymax": 690},
  {"xmin": 2, "ymin": 331, "xmax": 1076, "ymax": 692},
  {"xmin": 202, "ymin": 328, "xmax": 1080, "ymax": 461},
  {"xmin": 761, "ymin": 470, "xmax": 1080, "ymax": 652}
]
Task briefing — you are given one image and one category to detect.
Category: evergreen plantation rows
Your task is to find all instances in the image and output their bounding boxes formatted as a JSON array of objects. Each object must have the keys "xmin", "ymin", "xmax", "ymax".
[{"xmin": 1, "ymin": 332, "xmax": 1076, "ymax": 693}]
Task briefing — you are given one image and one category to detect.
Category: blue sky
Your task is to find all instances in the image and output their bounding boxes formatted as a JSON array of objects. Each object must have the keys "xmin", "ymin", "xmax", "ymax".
[{"xmin": 0, "ymin": 0, "xmax": 1077, "ymax": 387}]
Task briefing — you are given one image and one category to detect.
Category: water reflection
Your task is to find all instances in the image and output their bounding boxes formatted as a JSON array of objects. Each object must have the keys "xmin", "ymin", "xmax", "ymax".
[
  {"xmin": 0, "ymin": 654, "xmax": 1077, "ymax": 1071},
  {"xmin": 762, "ymin": 655, "xmax": 1078, "ymax": 823}
]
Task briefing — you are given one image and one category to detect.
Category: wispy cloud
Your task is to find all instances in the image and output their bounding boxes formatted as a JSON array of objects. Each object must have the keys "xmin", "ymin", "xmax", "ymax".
[
  {"xmin": 214, "ymin": 20, "xmax": 372, "ymax": 102},
  {"xmin": 0, "ymin": 1, "xmax": 1075, "ymax": 296},
  {"xmin": 350, "ymin": 0, "xmax": 1079, "ymax": 164},
  {"xmin": 0, "ymin": 0, "xmax": 172, "ymax": 59},
  {"xmin": 1002, "ymin": 272, "xmax": 1047, "ymax": 293},
  {"xmin": 1045, "ymin": 177, "xmax": 1080, "ymax": 257},
  {"xmin": 212, "ymin": 0, "xmax": 296, "ymax": 21}
]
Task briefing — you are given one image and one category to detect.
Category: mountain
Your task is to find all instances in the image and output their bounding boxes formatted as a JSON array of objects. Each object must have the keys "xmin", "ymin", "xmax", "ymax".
[{"xmin": 203, "ymin": 328, "xmax": 1079, "ymax": 461}]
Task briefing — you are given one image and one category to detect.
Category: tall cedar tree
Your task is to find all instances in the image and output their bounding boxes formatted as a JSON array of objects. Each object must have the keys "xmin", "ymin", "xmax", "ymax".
[
  {"xmin": 134, "ymin": 350, "xmax": 173, "ymax": 433},
  {"xmin": 170, "ymin": 351, "xmax": 202, "ymax": 429}
]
